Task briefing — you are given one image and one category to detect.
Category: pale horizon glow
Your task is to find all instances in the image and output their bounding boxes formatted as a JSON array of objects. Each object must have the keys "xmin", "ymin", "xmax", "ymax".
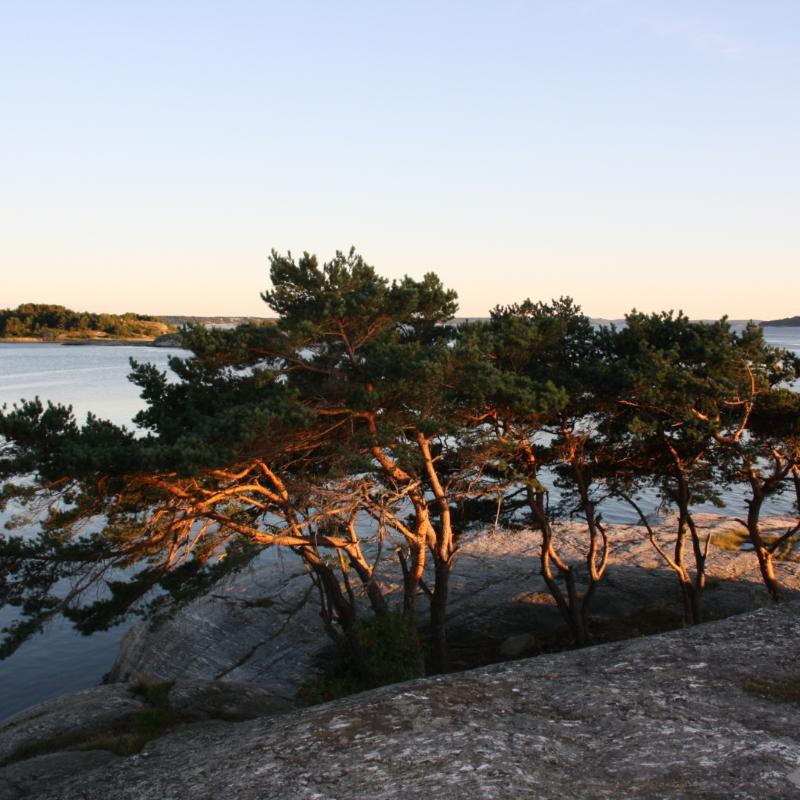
[{"xmin": 1, "ymin": 1, "xmax": 798, "ymax": 320}]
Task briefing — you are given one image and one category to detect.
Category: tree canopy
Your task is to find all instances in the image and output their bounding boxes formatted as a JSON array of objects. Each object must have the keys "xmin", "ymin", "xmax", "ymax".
[{"xmin": 1, "ymin": 250, "xmax": 799, "ymax": 684}]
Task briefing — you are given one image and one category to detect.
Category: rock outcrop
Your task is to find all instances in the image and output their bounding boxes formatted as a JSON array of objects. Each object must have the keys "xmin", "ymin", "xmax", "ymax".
[
  {"xmin": 0, "ymin": 680, "xmax": 294, "ymax": 798},
  {"xmin": 150, "ymin": 332, "xmax": 184, "ymax": 347},
  {"xmin": 0, "ymin": 685, "xmax": 148, "ymax": 764},
  {"xmin": 7, "ymin": 601, "xmax": 800, "ymax": 799},
  {"xmin": 110, "ymin": 514, "xmax": 800, "ymax": 697},
  {"xmin": 109, "ymin": 557, "xmax": 332, "ymax": 699}
]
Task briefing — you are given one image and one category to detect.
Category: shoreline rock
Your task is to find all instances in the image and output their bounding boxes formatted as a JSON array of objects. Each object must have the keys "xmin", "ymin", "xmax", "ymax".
[
  {"xmin": 0, "ymin": 333, "xmax": 183, "ymax": 347},
  {"xmin": 0, "ymin": 679, "xmax": 295, "ymax": 798},
  {"xmin": 6, "ymin": 600, "xmax": 800, "ymax": 799}
]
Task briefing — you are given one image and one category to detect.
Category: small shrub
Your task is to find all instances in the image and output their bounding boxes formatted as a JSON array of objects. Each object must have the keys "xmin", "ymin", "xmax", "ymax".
[
  {"xmin": 245, "ymin": 596, "xmax": 274, "ymax": 609},
  {"xmin": 128, "ymin": 681, "xmax": 178, "ymax": 741},
  {"xmin": 298, "ymin": 613, "xmax": 425, "ymax": 703},
  {"xmin": 712, "ymin": 529, "xmax": 749, "ymax": 552},
  {"xmin": 592, "ymin": 605, "xmax": 684, "ymax": 642},
  {"xmin": 743, "ymin": 674, "xmax": 800, "ymax": 704}
]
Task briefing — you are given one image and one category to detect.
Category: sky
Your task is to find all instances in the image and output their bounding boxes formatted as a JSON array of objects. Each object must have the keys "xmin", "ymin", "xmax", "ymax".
[{"xmin": 1, "ymin": 0, "xmax": 798, "ymax": 319}]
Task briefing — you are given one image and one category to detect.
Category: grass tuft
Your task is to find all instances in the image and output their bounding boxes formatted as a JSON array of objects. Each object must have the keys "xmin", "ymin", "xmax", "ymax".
[
  {"xmin": 1, "ymin": 681, "xmax": 179, "ymax": 766},
  {"xmin": 244, "ymin": 596, "xmax": 274, "ymax": 609},
  {"xmin": 713, "ymin": 527, "xmax": 800, "ymax": 562},
  {"xmin": 712, "ymin": 528, "xmax": 749, "ymax": 552},
  {"xmin": 742, "ymin": 674, "xmax": 800, "ymax": 704}
]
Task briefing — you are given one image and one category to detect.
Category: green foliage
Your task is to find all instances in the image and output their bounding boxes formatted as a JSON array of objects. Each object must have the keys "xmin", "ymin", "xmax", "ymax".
[
  {"xmin": 743, "ymin": 674, "xmax": 800, "ymax": 704},
  {"xmin": 298, "ymin": 613, "xmax": 425, "ymax": 703},
  {"xmin": 749, "ymin": 389, "xmax": 800, "ymax": 439},
  {"xmin": 1, "ymin": 248, "xmax": 799, "ymax": 667},
  {"xmin": 0, "ymin": 303, "xmax": 172, "ymax": 339},
  {"xmin": 606, "ymin": 312, "xmax": 797, "ymax": 509},
  {"xmin": 454, "ymin": 297, "xmax": 594, "ymax": 418},
  {"xmin": 0, "ymin": 681, "xmax": 177, "ymax": 765}
]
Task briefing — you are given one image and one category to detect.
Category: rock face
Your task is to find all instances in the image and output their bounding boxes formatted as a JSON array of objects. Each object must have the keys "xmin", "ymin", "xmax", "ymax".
[
  {"xmin": 0, "ymin": 751, "xmax": 119, "ymax": 800},
  {"xmin": 18, "ymin": 601, "xmax": 800, "ymax": 799},
  {"xmin": 109, "ymin": 557, "xmax": 333, "ymax": 698},
  {"xmin": 111, "ymin": 514, "xmax": 800, "ymax": 696},
  {"xmin": 0, "ymin": 685, "xmax": 147, "ymax": 764},
  {"xmin": 150, "ymin": 332, "xmax": 183, "ymax": 347},
  {"xmin": 167, "ymin": 680, "xmax": 295, "ymax": 721},
  {"xmin": 0, "ymin": 679, "xmax": 294, "ymax": 799}
]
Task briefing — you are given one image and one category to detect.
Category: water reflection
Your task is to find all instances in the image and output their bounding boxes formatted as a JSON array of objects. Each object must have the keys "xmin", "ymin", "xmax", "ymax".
[{"xmin": 0, "ymin": 344, "xmax": 183, "ymax": 720}]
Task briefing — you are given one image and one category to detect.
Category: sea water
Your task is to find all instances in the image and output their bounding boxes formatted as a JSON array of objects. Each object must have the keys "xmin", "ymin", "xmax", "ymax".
[
  {"xmin": 0, "ymin": 328, "xmax": 798, "ymax": 720},
  {"xmin": 0, "ymin": 343, "xmax": 182, "ymax": 719}
]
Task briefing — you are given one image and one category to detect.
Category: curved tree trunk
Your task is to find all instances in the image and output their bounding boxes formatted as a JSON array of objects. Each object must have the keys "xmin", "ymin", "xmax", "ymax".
[
  {"xmin": 528, "ymin": 486, "xmax": 587, "ymax": 646},
  {"xmin": 744, "ymin": 485, "xmax": 783, "ymax": 603},
  {"xmin": 417, "ymin": 432, "xmax": 456, "ymax": 673},
  {"xmin": 567, "ymin": 441, "xmax": 610, "ymax": 643},
  {"xmin": 619, "ymin": 492, "xmax": 699, "ymax": 626}
]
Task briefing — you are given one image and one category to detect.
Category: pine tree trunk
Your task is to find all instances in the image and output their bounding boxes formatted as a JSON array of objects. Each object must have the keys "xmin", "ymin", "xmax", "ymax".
[
  {"xmin": 746, "ymin": 490, "xmax": 783, "ymax": 603},
  {"xmin": 673, "ymin": 515, "xmax": 700, "ymax": 626},
  {"xmin": 676, "ymin": 476, "xmax": 703, "ymax": 625},
  {"xmin": 429, "ymin": 557, "xmax": 450, "ymax": 672}
]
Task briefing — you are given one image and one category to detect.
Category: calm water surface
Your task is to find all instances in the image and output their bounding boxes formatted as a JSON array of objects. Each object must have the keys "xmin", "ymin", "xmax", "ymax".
[
  {"xmin": 0, "ymin": 344, "xmax": 183, "ymax": 720},
  {"xmin": 0, "ymin": 328, "xmax": 798, "ymax": 720}
]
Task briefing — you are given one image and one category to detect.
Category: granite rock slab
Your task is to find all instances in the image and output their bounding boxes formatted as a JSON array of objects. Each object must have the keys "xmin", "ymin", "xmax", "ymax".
[
  {"xmin": 0, "ymin": 685, "xmax": 146, "ymax": 764},
  {"xmin": 31, "ymin": 601, "xmax": 800, "ymax": 799}
]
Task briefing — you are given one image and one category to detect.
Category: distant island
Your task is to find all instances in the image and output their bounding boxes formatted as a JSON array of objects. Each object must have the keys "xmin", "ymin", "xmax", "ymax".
[
  {"xmin": 759, "ymin": 316, "xmax": 800, "ymax": 328},
  {"xmin": 0, "ymin": 303, "xmax": 174, "ymax": 342}
]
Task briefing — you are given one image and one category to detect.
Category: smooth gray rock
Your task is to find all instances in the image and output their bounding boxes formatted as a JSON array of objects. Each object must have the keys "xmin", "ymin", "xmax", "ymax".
[
  {"xmin": 0, "ymin": 685, "xmax": 146, "ymax": 763},
  {"xmin": 31, "ymin": 602, "xmax": 800, "ymax": 799},
  {"xmin": 109, "ymin": 556, "xmax": 333, "ymax": 699},
  {"xmin": 0, "ymin": 679, "xmax": 297, "ymax": 796},
  {"xmin": 167, "ymin": 679, "xmax": 296, "ymax": 721},
  {"xmin": 0, "ymin": 750, "xmax": 118, "ymax": 799}
]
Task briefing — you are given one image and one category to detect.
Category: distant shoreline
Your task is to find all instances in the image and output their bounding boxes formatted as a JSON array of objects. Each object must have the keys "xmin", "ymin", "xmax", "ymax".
[
  {"xmin": 759, "ymin": 316, "xmax": 800, "ymax": 328},
  {"xmin": 0, "ymin": 335, "xmax": 182, "ymax": 348},
  {"xmin": 2, "ymin": 322, "xmax": 797, "ymax": 349}
]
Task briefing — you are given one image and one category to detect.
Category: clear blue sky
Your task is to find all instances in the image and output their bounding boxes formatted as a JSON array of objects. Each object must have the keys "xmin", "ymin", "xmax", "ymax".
[{"xmin": 2, "ymin": 1, "xmax": 798, "ymax": 318}]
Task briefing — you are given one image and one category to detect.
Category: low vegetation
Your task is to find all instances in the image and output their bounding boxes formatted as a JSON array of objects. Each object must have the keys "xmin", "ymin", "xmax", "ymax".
[
  {"xmin": 0, "ymin": 681, "xmax": 177, "ymax": 765},
  {"xmin": 298, "ymin": 614, "xmax": 425, "ymax": 702},
  {"xmin": 743, "ymin": 674, "xmax": 800, "ymax": 704},
  {"xmin": 712, "ymin": 529, "xmax": 750, "ymax": 552}
]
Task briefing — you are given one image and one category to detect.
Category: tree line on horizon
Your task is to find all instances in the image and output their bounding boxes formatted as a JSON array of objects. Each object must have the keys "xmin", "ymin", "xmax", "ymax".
[
  {"xmin": 0, "ymin": 303, "xmax": 171, "ymax": 339},
  {"xmin": 1, "ymin": 250, "xmax": 799, "ymax": 691}
]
